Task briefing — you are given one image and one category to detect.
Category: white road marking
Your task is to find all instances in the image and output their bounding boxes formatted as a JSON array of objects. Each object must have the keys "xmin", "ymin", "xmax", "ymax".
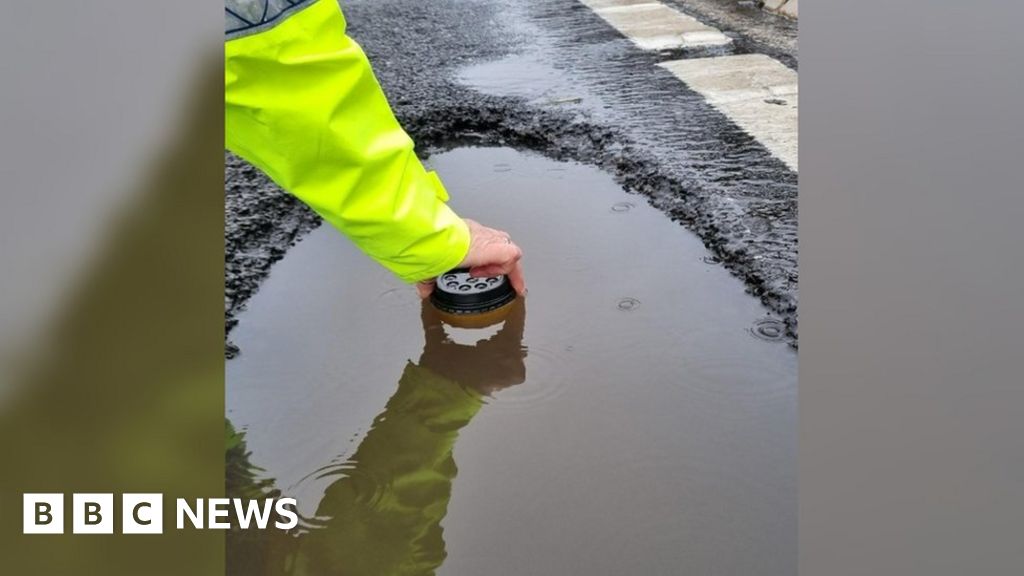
[
  {"xmin": 579, "ymin": 0, "xmax": 732, "ymax": 50},
  {"xmin": 577, "ymin": 0, "xmax": 798, "ymax": 171},
  {"xmin": 764, "ymin": 0, "xmax": 798, "ymax": 19},
  {"xmin": 780, "ymin": 0, "xmax": 798, "ymax": 19},
  {"xmin": 659, "ymin": 54, "xmax": 798, "ymax": 171}
]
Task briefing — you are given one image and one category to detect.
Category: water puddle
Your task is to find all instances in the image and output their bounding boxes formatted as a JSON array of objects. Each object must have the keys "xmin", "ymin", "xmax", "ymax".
[
  {"xmin": 226, "ymin": 147, "xmax": 796, "ymax": 575},
  {"xmin": 457, "ymin": 53, "xmax": 603, "ymax": 109}
]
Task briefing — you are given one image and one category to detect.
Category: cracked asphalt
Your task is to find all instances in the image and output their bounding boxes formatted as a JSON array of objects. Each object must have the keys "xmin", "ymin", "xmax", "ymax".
[{"xmin": 226, "ymin": 0, "xmax": 799, "ymax": 353}]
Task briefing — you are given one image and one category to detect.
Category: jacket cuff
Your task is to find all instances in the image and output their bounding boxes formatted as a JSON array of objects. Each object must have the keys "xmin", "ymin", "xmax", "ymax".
[{"xmin": 399, "ymin": 214, "xmax": 471, "ymax": 283}]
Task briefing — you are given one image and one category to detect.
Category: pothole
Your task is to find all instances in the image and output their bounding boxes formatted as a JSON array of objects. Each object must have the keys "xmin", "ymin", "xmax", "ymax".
[{"xmin": 226, "ymin": 147, "xmax": 796, "ymax": 576}]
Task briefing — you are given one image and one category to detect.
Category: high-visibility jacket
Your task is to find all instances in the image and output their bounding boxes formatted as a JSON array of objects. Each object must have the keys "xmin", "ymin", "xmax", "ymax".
[{"xmin": 225, "ymin": 0, "xmax": 470, "ymax": 283}]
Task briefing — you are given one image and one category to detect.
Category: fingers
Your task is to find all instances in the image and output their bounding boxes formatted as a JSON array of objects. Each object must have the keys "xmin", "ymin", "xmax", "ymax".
[
  {"xmin": 507, "ymin": 259, "xmax": 527, "ymax": 295},
  {"xmin": 468, "ymin": 262, "xmax": 525, "ymax": 295},
  {"xmin": 416, "ymin": 280, "xmax": 435, "ymax": 299},
  {"xmin": 467, "ymin": 242, "xmax": 521, "ymax": 272},
  {"xmin": 458, "ymin": 218, "xmax": 527, "ymax": 295},
  {"xmin": 468, "ymin": 263, "xmax": 507, "ymax": 277}
]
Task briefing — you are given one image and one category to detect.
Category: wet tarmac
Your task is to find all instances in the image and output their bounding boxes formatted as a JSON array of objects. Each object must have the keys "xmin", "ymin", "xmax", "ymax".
[
  {"xmin": 227, "ymin": 148, "xmax": 796, "ymax": 575},
  {"xmin": 227, "ymin": 0, "xmax": 799, "ymax": 348}
]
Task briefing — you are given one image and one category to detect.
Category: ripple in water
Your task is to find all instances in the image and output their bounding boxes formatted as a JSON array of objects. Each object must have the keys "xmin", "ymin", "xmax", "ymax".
[
  {"xmin": 702, "ymin": 254, "xmax": 722, "ymax": 265},
  {"xmin": 749, "ymin": 318, "xmax": 787, "ymax": 342},
  {"xmin": 617, "ymin": 297, "xmax": 641, "ymax": 311},
  {"xmin": 484, "ymin": 345, "xmax": 571, "ymax": 412},
  {"xmin": 611, "ymin": 201, "xmax": 635, "ymax": 213},
  {"xmin": 284, "ymin": 459, "xmax": 390, "ymax": 533}
]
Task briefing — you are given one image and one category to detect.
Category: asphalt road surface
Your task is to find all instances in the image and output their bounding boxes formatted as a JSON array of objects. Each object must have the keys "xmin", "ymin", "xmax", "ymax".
[{"xmin": 226, "ymin": 0, "xmax": 799, "ymax": 349}]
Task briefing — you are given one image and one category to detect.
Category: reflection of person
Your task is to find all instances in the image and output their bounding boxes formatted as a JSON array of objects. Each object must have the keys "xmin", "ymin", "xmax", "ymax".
[
  {"xmin": 226, "ymin": 299, "xmax": 527, "ymax": 575},
  {"xmin": 300, "ymin": 299, "xmax": 526, "ymax": 574},
  {"xmin": 224, "ymin": 0, "xmax": 525, "ymax": 296}
]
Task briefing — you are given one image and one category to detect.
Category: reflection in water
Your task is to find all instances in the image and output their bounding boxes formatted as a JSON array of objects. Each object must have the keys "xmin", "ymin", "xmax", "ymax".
[
  {"xmin": 228, "ymin": 299, "xmax": 527, "ymax": 576},
  {"xmin": 229, "ymin": 148, "xmax": 797, "ymax": 574}
]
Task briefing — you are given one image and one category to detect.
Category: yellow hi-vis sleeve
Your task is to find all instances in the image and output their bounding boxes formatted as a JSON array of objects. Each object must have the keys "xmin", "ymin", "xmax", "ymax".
[{"xmin": 225, "ymin": 0, "xmax": 470, "ymax": 283}]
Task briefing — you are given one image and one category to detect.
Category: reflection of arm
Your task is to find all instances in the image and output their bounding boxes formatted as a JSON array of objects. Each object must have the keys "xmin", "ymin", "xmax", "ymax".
[
  {"xmin": 297, "ymin": 363, "xmax": 483, "ymax": 576},
  {"xmin": 224, "ymin": 0, "xmax": 470, "ymax": 282}
]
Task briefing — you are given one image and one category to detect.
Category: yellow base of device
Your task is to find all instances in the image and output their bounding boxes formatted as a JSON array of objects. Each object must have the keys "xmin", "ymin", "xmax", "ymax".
[{"xmin": 433, "ymin": 299, "xmax": 517, "ymax": 329}]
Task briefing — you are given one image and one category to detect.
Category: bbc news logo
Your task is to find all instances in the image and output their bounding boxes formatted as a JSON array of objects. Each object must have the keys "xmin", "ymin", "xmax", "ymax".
[{"xmin": 23, "ymin": 494, "xmax": 298, "ymax": 534}]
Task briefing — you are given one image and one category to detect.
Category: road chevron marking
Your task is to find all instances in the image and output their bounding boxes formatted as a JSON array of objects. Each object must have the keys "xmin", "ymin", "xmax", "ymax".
[
  {"xmin": 578, "ymin": 0, "xmax": 732, "ymax": 49},
  {"xmin": 659, "ymin": 55, "xmax": 798, "ymax": 172},
  {"xmin": 578, "ymin": 0, "xmax": 799, "ymax": 171}
]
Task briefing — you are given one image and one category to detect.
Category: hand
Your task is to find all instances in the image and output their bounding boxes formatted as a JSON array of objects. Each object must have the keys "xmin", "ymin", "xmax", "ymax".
[{"xmin": 416, "ymin": 218, "xmax": 526, "ymax": 298}]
